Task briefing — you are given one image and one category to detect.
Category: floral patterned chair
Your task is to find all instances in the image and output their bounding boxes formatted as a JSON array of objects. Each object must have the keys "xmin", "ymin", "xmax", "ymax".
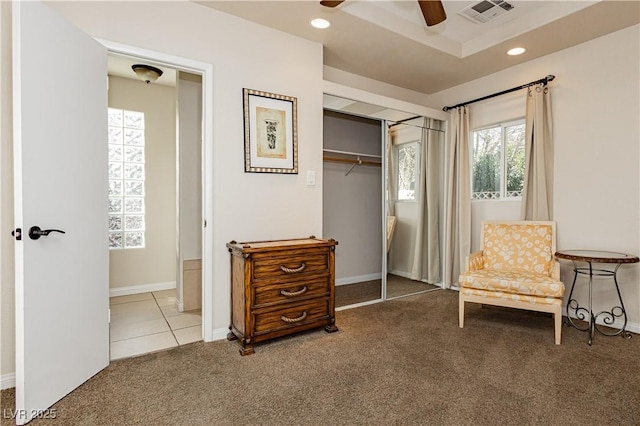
[{"xmin": 458, "ymin": 221, "xmax": 565, "ymax": 344}]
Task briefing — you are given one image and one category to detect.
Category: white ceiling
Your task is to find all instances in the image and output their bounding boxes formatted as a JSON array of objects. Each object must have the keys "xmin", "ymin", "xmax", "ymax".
[
  {"xmin": 196, "ymin": 0, "xmax": 640, "ymax": 95},
  {"xmin": 107, "ymin": 54, "xmax": 177, "ymax": 87}
]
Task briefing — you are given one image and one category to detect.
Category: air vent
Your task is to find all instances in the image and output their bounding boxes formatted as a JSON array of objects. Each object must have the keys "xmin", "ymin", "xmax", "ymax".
[{"xmin": 459, "ymin": 0, "xmax": 515, "ymax": 24}]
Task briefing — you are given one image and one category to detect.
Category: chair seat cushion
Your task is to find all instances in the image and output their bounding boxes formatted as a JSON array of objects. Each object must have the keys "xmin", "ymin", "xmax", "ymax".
[
  {"xmin": 460, "ymin": 287, "xmax": 563, "ymax": 306},
  {"xmin": 459, "ymin": 269, "xmax": 564, "ymax": 298}
]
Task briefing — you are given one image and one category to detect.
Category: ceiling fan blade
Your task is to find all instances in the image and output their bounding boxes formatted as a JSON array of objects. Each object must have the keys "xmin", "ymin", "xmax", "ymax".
[
  {"xmin": 418, "ymin": 0, "xmax": 447, "ymax": 26},
  {"xmin": 320, "ymin": 1, "xmax": 345, "ymax": 7}
]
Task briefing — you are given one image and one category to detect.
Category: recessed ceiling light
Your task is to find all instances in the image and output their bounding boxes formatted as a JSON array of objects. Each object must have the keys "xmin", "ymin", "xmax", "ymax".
[
  {"xmin": 507, "ymin": 47, "xmax": 526, "ymax": 56},
  {"xmin": 311, "ymin": 18, "xmax": 331, "ymax": 29}
]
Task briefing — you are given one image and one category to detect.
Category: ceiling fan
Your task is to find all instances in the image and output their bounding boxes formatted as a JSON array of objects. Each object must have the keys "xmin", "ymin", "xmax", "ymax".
[{"xmin": 320, "ymin": 0, "xmax": 447, "ymax": 27}]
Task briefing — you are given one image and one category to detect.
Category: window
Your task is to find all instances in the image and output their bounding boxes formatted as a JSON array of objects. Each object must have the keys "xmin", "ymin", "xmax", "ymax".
[
  {"xmin": 108, "ymin": 108, "xmax": 146, "ymax": 249},
  {"xmin": 471, "ymin": 120, "xmax": 525, "ymax": 200},
  {"xmin": 396, "ymin": 142, "xmax": 419, "ymax": 201}
]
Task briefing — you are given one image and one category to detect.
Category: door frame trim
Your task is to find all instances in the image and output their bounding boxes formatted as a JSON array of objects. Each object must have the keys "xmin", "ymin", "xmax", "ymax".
[{"xmin": 98, "ymin": 39, "xmax": 214, "ymax": 342}]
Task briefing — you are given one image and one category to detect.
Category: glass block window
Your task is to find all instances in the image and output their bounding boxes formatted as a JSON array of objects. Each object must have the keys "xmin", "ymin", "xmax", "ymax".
[{"xmin": 108, "ymin": 108, "xmax": 145, "ymax": 249}]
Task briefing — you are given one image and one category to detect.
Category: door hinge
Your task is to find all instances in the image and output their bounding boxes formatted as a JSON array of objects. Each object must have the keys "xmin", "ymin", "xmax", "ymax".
[{"xmin": 108, "ymin": 308, "xmax": 111, "ymax": 324}]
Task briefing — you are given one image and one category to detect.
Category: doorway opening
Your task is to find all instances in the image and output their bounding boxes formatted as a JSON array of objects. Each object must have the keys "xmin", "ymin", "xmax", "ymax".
[{"xmin": 106, "ymin": 53, "xmax": 204, "ymax": 360}]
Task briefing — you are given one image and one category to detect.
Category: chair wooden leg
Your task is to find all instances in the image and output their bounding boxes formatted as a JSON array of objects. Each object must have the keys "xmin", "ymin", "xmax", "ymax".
[
  {"xmin": 459, "ymin": 293, "xmax": 465, "ymax": 328},
  {"xmin": 554, "ymin": 311, "xmax": 562, "ymax": 345}
]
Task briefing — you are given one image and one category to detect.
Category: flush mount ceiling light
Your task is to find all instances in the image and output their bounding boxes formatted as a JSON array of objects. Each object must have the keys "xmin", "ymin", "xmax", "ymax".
[
  {"xmin": 310, "ymin": 18, "xmax": 331, "ymax": 29},
  {"xmin": 131, "ymin": 64, "xmax": 163, "ymax": 84},
  {"xmin": 507, "ymin": 47, "xmax": 526, "ymax": 56}
]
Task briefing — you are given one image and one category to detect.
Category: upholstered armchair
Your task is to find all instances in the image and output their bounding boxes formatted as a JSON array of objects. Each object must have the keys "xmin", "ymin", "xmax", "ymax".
[{"xmin": 458, "ymin": 221, "xmax": 565, "ymax": 344}]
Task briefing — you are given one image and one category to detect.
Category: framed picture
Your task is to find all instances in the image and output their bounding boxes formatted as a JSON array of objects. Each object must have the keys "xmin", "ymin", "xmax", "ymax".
[{"xmin": 243, "ymin": 88, "xmax": 298, "ymax": 174}]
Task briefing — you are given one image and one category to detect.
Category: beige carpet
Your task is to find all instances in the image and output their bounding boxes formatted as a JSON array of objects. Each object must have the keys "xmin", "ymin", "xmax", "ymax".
[{"xmin": 2, "ymin": 289, "xmax": 639, "ymax": 425}]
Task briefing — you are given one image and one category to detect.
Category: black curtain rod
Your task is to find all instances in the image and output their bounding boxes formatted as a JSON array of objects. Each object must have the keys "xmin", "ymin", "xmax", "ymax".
[
  {"xmin": 442, "ymin": 74, "xmax": 555, "ymax": 112},
  {"xmin": 388, "ymin": 115, "xmax": 421, "ymax": 128},
  {"xmin": 387, "ymin": 122, "xmax": 445, "ymax": 133},
  {"xmin": 387, "ymin": 117, "xmax": 445, "ymax": 132}
]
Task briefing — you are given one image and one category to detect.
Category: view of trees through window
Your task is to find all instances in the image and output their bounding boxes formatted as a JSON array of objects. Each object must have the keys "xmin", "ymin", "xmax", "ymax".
[
  {"xmin": 472, "ymin": 121, "xmax": 525, "ymax": 199},
  {"xmin": 397, "ymin": 143, "xmax": 418, "ymax": 200}
]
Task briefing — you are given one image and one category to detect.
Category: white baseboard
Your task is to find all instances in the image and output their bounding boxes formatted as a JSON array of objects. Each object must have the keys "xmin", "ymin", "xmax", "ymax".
[
  {"xmin": 388, "ymin": 269, "xmax": 412, "ymax": 279},
  {"xmin": 336, "ymin": 298, "xmax": 383, "ymax": 311},
  {"xmin": 1, "ymin": 372, "xmax": 15, "ymax": 390},
  {"xmin": 387, "ymin": 270, "xmax": 444, "ymax": 287},
  {"xmin": 336, "ymin": 273, "xmax": 382, "ymax": 286},
  {"xmin": 563, "ymin": 308, "xmax": 640, "ymax": 334},
  {"xmin": 624, "ymin": 321, "xmax": 640, "ymax": 334},
  {"xmin": 109, "ymin": 281, "xmax": 176, "ymax": 297},
  {"xmin": 209, "ymin": 327, "xmax": 230, "ymax": 342}
]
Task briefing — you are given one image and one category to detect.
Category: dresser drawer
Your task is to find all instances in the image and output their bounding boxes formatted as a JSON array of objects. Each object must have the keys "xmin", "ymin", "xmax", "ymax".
[
  {"xmin": 254, "ymin": 276, "xmax": 330, "ymax": 308},
  {"xmin": 252, "ymin": 249, "xmax": 329, "ymax": 281},
  {"xmin": 253, "ymin": 299, "xmax": 330, "ymax": 335}
]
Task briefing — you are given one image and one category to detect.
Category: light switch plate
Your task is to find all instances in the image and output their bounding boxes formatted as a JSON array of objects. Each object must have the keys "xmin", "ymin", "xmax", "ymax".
[{"xmin": 306, "ymin": 170, "xmax": 316, "ymax": 186}]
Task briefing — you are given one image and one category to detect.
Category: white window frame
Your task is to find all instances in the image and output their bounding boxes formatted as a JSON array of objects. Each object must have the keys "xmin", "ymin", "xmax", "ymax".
[
  {"xmin": 395, "ymin": 141, "xmax": 420, "ymax": 202},
  {"xmin": 470, "ymin": 119, "xmax": 525, "ymax": 201}
]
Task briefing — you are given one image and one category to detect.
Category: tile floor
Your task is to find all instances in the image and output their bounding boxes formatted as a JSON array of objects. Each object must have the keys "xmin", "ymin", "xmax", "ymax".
[{"xmin": 109, "ymin": 289, "xmax": 202, "ymax": 360}]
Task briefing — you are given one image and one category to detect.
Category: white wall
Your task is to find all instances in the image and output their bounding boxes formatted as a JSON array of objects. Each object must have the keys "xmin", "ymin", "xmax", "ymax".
[
  {"xmin": 429, "ymin": 25, "xmax": 640, "ymax": 330},
  {"xmin": 1, "ymin": 0, "xmax": 324, "ymax": 381},
  {"xmin": 108, "ymin": 75, "xmax": 177, "ymax": 290},
  {"xmin": 323, "ymin": 110, "xmax": 382, "ymax": 283}
]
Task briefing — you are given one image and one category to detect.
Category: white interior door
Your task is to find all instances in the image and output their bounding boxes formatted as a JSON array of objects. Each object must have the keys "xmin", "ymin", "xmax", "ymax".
[{"xmin": 12, "ymin": 1, "xmax": 108, "ymax": 424}]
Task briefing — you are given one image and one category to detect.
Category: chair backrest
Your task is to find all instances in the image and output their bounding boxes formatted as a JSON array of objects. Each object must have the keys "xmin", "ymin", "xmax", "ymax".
[{"xmin": 481, "ymin": 221, "xmax": 556, "ymax": 275}]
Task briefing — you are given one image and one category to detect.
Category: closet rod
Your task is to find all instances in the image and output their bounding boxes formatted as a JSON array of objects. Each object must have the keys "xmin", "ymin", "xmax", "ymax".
[
  {"xmin": 323, "ymin": 148, "xmax": 381, "ymax": 158},
  {"xmin": 322, "ymin": 156, "xmax": 381, "ymax": 167}
]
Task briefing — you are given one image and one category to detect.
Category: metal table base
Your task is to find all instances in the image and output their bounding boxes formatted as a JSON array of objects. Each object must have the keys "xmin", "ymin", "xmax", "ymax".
[{"xmin": 556, "ymin": 250, "xmax": 638, "ymax": 346}]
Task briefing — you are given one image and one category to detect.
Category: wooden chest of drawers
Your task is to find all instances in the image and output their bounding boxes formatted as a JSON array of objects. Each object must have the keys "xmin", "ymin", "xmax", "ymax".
[{"xmin": 226, "ymin": 237, "xmax": 338, "ymax": 355}]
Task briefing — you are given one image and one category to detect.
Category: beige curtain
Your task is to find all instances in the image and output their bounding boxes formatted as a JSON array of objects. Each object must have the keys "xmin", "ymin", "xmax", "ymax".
[
  {"xmin": 387, "ymin": 126, "xmax": 395, "ymax": 217},
  {"xmin": 410, "ymin": 118, "xmax": 443, "ymax": 283},
  {"xmin": 520, "ymin": 84, "xmax": 554, "ymax": 220},
  {"xmin": 444, "ymin": 107, "xmax": 471, "ymax": 288}
]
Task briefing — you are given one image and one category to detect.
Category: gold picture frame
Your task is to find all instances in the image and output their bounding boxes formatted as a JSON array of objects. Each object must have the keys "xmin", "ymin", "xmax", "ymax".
[{"xmin": 243, "ymin": 88, "xmax": 298, "ymax": 174}]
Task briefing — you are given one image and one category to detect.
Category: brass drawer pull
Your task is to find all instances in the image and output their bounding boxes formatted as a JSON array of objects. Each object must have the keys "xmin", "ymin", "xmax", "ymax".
[
  {"xmin": 280, "ymin": 286, "xmax": 308, "ymax": 297},
  {"xmin": 280, "ymin": 311, "xmax": 308, "ymax": 323},
  {"xmin": 280, "ymin": 262, "xmax": 306, "ymax": 274}
]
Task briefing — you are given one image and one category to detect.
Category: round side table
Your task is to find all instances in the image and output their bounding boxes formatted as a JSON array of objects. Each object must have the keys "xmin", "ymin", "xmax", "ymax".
[{"xmin": 555, "ymin": 249, "xmax": 639, "ymax": 345}]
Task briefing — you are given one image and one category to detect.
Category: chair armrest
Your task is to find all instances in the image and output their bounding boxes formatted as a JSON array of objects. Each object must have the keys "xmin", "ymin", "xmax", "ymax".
[
  {"xmin": 550, "ymin": 259, "xmax": 560, "ymax": 280},
  {"xmin": 465, "ymin": 251, "xmax": 484, "ymax": 272}
]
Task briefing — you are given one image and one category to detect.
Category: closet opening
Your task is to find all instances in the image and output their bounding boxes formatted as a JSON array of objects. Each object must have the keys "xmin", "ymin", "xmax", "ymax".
[
  {"xmin": 322, "ymin": 94, "xmax": 446, "ymax": 309},
  {"xmin": 323, "ymin": 109, "xmax": 383, "ymax": 308}
]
